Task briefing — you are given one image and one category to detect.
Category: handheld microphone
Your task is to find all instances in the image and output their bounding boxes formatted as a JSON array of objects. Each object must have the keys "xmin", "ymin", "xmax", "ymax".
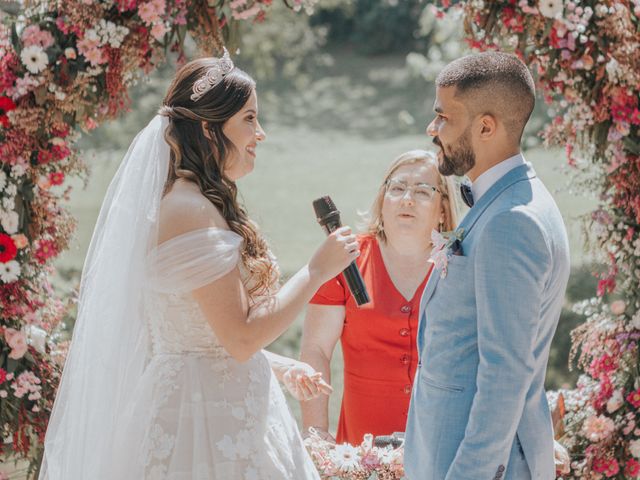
[{"xmin": 312, "ymin": 196, "xmax": 370, "ymax": 307}]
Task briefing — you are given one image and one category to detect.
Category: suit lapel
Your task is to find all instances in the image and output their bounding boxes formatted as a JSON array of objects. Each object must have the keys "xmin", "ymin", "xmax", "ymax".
[
  {"xmin": 417, "ymin": 162, "xmax": 537, "ymax": 350},
  {"xmin": 456, "ymin": 162, "xmax": 536, "ymax": 237}
]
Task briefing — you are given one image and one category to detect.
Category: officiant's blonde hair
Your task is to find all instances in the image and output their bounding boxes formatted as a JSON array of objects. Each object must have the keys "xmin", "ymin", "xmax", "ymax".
[{"xmin": 364, "ymin": 150, "xmax": 459, "ymax": 243}]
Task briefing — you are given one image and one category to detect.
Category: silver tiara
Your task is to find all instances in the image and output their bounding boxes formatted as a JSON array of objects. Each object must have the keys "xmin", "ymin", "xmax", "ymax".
[{"xmin": 190, "ymin": 48, "xmax": 235, "ymax": 102}]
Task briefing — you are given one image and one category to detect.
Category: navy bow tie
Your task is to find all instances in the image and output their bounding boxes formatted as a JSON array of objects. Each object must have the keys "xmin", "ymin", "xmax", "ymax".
[{"xmin": 460, "ymin": 183, "xmax": 474, "ymax": 208}]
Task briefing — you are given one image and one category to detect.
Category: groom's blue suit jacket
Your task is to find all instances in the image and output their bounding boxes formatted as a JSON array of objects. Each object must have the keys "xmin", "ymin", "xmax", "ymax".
[{"xmin": 405, "ymin": 162, "xmax": 570, "ymax": 480}]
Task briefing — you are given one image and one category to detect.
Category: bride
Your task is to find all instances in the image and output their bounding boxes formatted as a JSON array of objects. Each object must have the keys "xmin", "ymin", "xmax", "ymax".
[{"xmin": 39, "ymin": 50, "xmax": 359, "ymax": 479}]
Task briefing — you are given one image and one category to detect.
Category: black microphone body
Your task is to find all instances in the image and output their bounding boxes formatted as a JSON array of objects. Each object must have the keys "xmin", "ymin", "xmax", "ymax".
[{"xmin": 313, "ymin": 196, "xmax": 371, "ymax": 306}]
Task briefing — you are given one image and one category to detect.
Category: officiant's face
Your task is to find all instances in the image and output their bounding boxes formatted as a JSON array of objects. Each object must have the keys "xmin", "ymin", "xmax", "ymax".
[
  {"xmin": 381, "ymin": 162, "xmax": 443, "ymax": 242},
  {"xmin": 222, "ymin": 90, "xmax": 266, "ymax": 181},
  {"xmin": 427, "ymin": 86, "xmax": 476, "ymax": 177}
]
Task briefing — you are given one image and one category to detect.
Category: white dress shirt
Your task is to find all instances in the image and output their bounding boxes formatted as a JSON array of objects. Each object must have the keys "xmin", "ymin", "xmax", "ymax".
[{"xmin": 470, "ymin": 153, "xmax": 526, "ymax": 203}]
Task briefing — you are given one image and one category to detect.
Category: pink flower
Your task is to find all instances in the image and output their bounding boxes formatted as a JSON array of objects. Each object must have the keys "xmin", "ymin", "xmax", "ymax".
[
  {"xmin": 21, "ymin": 25, "xmax": 55, "ymax": 49},
  {"xmin": 138, "ymin": 0, "xmax": 165, "ymax": 25},
  {"xmin": 83, "ymin": 48, "xmax": 106, "ymax": 66},
  {"xmin": 34, "ymin": 239, "xmax": 57, "ymax": 264},
  {"xmin": 76, "ymin": 36, "xmax": 99, "ymax": 55},
  {"xmin": 627, "ymin": 389, "xmax": 640, "ymax": 408},
  {"xmin": 150, "ymin": 22, "xmax": 167, "ymax": 41},
  {"xmin": 626, "ymin": 458, "xmax": 640, "ymax": 478},
  {"xmin": 611, "ymin": 300, "xmax": 626, "ymax": 316},
  {"xmin": 582, "ymin": 414, "xmax": 615, "ymax": 442},
  {"xmin": 4, "ymin": 328, "xmax": 28, "ymax": 360},
  {"xmin": 593, "ymin": 456, "xmax": 620, "ymax": 476}
]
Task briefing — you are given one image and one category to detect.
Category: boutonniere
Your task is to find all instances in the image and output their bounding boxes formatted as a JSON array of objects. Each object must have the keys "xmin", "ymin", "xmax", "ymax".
[{"xmin": 429, "ymin": 227, "xmax": 465, "ymax": 279}]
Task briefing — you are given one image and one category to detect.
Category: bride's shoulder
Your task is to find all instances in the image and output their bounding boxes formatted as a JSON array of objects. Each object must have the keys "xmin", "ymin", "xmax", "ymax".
[{"xmin": 158, "ymin": 180, "xmax": 229, "ymax": 243}]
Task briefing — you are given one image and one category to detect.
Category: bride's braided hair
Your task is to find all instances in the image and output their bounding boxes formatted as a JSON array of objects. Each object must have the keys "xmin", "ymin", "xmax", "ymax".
[{"xmin": 160, "ymin": 58, "xmax": 278, "ymax": 298}]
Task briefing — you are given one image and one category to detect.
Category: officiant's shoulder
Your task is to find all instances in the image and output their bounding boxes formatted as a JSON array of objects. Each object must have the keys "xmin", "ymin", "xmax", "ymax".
[{"xmin": 158, "ymin": 180, "xmax": 229, "ymax": 244}]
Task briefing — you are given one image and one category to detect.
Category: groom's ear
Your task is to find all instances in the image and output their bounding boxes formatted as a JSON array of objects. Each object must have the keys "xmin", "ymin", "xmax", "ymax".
[{"xmin": 478, "ymin": 114, "xmax": 497, "ymax": 139}]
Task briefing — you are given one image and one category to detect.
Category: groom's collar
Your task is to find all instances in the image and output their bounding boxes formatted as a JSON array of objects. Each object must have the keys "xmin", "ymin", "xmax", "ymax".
[
  {"xmin": 458, "ymin": 160, "xmax": 536, "ymax": 238},
  {"xmin": 470, "ymin": 153, "xmax": 526, "ymax": 203}
]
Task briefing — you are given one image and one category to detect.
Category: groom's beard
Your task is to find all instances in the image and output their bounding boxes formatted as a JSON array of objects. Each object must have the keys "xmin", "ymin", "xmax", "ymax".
[{"xmin": 433, "ymin": 129, "xmax": 476, "ymax": 177}]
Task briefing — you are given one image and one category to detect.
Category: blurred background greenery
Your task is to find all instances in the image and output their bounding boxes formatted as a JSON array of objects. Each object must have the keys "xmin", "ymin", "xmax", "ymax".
[{"xmin": 53, "ymin": 1, "xmax": 598, "ymax": 433}]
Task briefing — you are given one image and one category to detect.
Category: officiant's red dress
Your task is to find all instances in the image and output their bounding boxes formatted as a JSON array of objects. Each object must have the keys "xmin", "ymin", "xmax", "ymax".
[{"xmin": 310, "ymin": 234, "xmax": 432, "ymax": 445}]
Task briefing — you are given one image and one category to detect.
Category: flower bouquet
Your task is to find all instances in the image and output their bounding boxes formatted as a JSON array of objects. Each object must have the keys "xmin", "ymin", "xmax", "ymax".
[{"xmin": 304, "ymin": 429, "xmax": 405, "ymax": 480}]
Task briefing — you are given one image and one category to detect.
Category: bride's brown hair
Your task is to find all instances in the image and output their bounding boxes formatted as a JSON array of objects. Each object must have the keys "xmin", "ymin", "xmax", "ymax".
[{"xmin": 159, "ymin": 57, "xmax": 278, "ymax": 298}]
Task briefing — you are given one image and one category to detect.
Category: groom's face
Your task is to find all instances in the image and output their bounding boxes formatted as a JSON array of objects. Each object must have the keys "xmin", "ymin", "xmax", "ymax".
[{"xmin": 426, "ymin": 86, "xmax": 476, "ymax": 177}]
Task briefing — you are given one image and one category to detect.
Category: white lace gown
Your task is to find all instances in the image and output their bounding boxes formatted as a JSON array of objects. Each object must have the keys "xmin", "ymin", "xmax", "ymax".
[{"xmin": 111, "ymin": 227, "xmax": 320, "ymax": 480}]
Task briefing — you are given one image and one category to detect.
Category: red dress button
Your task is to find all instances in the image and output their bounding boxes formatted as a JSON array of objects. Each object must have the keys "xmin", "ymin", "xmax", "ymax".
[
  {"xmin": 403, "ymin": 384, "xmax": 412, "ymax": 394},
  {"xmin": 400, "ymin": 305, "xmax": 411, "ymax": 313},
  {"xmin": 400, "ymin": 354, "xmax": 410, "ymax": 365},
  {"xmin": 399, "ymin": 328, "xmax": 410, "ymax": 337}
]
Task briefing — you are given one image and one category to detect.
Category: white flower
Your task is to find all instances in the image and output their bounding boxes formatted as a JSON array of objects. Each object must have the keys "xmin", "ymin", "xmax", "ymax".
[
  {"xmin": 329, "ymin": 443, "xmax": 361, "ymax": 473},
  {"xmin": 1, "ymin": 210, "xmax": 19, "ymax": 234},
  {"xmin": 630, "ymin": 439, "xmax": 640, "ymax": 458},
  {"xmin": 0, "ymin": 171, "xmax": 6, "ymax": 192},
  {"xmin": 25, "ymin": 325, "xmax": 47, "ymax": 354},
  {"xmin": 0, "ymin": 260, "xmax": 21, "ymax": 283},
  {"xmin": 538, "ymin": 0, "xmax": 564, "ymax": 18},
  {"xmin": 606, "ymin": 389, "xmax": 624, "ymax": 413},
  {"xmin": 20, "ymin": 45, "xmax": 49, "ymax": 74}
]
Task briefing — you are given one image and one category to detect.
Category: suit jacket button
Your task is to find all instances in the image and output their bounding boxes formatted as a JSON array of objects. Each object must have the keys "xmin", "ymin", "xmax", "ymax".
[
  {"xmin": 400, "ymin": 305, "xmax": 411, "ymax": 313},
  {"xmin": 498, "ymin": 465, "xmax": 505, "ymax": 472},
  {"xmin": 399, "ymin": 328, "xmax": 410, "ymax": 337},
  {"xmin": 403, "ymin": 384, "xmax": 412, "ymax": 394},
  {"xmin": 400, "ymin": 354, "xmax": 410, "ymax": 365}
]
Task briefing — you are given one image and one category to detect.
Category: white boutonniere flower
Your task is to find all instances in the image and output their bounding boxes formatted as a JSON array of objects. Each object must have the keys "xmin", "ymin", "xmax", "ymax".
[{"xmin": 429, "ymin": 227, "xmax": 465, "ymax": 279}]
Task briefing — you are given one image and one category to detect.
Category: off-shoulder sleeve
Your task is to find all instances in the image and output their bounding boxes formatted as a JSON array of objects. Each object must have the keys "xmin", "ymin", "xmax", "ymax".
[{"xmin": 147, "ymin": 227, "xmax": 243, "ymax": 293}]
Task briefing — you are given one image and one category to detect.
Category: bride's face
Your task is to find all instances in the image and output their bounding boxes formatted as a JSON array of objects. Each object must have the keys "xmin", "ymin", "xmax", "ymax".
[
  {"xmin": 222, "ymin": 90, "xmax": 266, "ymax": 181},
  {"xmin": 381, "ymin": 162, "xmax": 444, "ymax": 245}
]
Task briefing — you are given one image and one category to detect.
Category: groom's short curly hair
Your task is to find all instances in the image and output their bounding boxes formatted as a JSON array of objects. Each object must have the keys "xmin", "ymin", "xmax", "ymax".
[{"xmin": 436, "ymin": 51, "xmax": 535, "ymax": 143}]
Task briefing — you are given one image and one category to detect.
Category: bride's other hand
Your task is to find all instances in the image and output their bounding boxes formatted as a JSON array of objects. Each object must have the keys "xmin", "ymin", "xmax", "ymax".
[{"xmin": 283, "ymin": 362, "xmax": 333, "ymax": 401}]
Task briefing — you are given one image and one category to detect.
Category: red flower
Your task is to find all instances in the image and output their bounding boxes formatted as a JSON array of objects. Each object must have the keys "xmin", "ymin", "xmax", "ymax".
[
  {"xmin": 627, "ymin": 389, "xmax": 640, "ymax": 408},
  {"xmin": 37, "ymin": 150, "xmax": 53, "ymax": 165},
  {"xmin": 34, "ymin": 239, "xmax": 57, "ymax": 264},
  {"xmin": 0, "ymin": 96, "xmax": 16, "ymax": 128},
  {"xmin": 49, "ymin": 172, "xmax": 65, "ymax": 186},
  {"xmin": 0, "ymin": 368, "xmax": 6, "ymax": 384},
  {"xmin": 51, "ymin": 144, "xmax": 71, "ymax": 160},
  {"xmin": 626, "ymin": 459, "xmax": 640, "ymax": 478},
  {"xmin": 0, "ymin": 233, "xmax": 17, "ymax": 263},
  {"xmin": 593, "ymin": 456, "xmax": 620, "ymax": 476}
]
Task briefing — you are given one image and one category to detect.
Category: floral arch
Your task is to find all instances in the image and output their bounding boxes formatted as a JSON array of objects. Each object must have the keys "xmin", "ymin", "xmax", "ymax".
[{"xmin": 0, "ymin": 0, "xmax": 639, "ymax": 478}]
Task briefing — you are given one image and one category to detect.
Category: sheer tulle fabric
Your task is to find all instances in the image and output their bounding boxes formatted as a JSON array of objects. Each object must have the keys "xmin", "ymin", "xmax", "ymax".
[
  {"xmin": 147, "ymin": 228, "xmax": 243, "ymax": 294},
  {"xmin": 40, "ymin": 117, "xmax": 319, "ymax": 480}
]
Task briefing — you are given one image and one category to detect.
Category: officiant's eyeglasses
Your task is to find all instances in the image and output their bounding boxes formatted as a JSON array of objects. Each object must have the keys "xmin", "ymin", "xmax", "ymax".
[{"xmin": 385, "ymin": 179, "xmax": 441, "ymax": 202}]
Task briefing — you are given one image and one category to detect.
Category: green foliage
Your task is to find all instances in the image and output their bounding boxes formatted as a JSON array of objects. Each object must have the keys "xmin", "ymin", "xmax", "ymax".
[{"xmin": 311, "ymin": 0, "xmax": 426, "ymax": 55}]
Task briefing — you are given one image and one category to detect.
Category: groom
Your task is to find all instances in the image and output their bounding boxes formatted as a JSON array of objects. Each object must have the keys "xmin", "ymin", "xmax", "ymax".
[{"xmin": 405, "ymin": 52, "xmax": 570, "ymax": 480}]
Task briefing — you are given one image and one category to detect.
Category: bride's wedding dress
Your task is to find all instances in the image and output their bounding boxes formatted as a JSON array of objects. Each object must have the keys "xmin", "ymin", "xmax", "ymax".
[
  {"xmin": 113, "ymin": 227, "xmax": 320, "ymax": 479},
  {"xmin": 39, "ymin": 116, "xmax": 319, "ymax": 480}
]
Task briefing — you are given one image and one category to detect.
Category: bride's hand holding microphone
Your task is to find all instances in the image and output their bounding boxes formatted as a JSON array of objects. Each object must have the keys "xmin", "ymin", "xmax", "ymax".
[{"xmin": 309, "ymin": 226, "xmax": 360, "ymax": 285}]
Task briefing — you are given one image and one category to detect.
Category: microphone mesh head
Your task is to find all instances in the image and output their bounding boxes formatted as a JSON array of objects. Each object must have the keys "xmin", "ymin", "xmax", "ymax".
[{"xmin": 312, "ymin": 196, "xmax": 337, "ymax": 221}]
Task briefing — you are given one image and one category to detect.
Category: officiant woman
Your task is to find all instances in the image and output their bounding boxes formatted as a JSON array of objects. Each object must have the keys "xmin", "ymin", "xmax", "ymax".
[{"xmin": 300, "ymin": 149, "xmax": 460, "ymax": 444}]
